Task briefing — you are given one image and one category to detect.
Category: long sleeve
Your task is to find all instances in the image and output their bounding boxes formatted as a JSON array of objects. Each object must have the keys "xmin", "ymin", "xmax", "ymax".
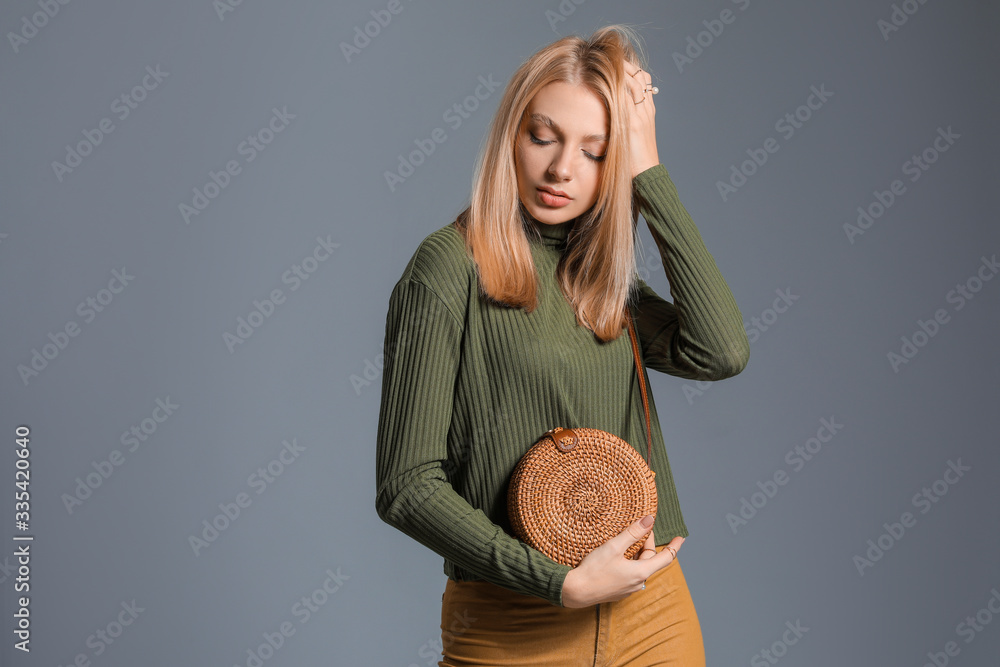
[
  {"xmin": 374, "ymin": 276, "xmax": 573, "ymax": 607},
  {"xmin": 630, "ymin": 164, "xmax": 750, "ymax": 380}
]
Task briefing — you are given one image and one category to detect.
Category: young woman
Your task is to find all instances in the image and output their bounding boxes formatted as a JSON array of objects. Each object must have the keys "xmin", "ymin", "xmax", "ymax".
[{"xmin": 375, "ymin": 24, "xmax": 749, "ymax": 666}]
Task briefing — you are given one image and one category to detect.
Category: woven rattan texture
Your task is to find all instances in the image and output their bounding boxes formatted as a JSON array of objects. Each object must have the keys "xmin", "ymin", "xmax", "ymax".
[{"xmin": 507, "ymin": 427, "xmax": 658, "ymax": 568}]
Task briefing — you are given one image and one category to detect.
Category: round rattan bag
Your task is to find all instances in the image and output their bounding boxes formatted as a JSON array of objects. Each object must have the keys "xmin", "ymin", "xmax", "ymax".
[
  {"xmin": 506, "ymin": 315, "xmax": 658, "ymax": 568},
  {"xmin": 507, "ymin": 426, "xmax": 657, "ymax": 567}
]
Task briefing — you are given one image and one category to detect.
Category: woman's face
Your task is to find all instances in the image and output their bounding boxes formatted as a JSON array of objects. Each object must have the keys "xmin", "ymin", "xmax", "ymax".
[{"xmin": 515, "ymin": 81, "xmax": 609, "ymax": 226}]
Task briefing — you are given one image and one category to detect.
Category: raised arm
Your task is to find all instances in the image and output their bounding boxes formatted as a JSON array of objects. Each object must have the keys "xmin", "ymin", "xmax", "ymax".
[
  {"xmin": 630, "ymin": 164, "xmax": 750, "ymax": 380},
  {"xmin": 375, "ymin": 276, "xmax": 573, "ymax": 606}
]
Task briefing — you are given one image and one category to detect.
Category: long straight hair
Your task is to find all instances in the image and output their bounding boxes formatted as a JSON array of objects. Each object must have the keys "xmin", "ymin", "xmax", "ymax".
[{"xmin": 454, "ymin": 24, "xmax": 650, "ymax": 343}]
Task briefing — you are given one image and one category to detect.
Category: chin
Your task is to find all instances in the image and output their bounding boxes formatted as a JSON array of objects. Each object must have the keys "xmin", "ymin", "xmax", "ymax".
[{"xmin": 526, "ymin": 204, "xmax": 578, "ymax": 225}]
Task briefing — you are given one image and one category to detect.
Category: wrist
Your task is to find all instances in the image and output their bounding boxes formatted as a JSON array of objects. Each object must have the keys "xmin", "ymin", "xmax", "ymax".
[{"xmin": 561, "ymin": 568, "xmax": 580, "ymax": 608}]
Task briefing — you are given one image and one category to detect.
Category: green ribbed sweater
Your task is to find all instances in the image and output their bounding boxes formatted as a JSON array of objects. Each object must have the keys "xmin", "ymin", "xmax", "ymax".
[{"xmin": 375, "ymin": 164, "xmax": 749, "ymax": 607}]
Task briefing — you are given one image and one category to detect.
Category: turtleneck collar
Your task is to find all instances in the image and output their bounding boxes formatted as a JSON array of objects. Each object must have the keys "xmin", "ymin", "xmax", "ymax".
[{"xmin": 526, "ymin": 215, "xmax": 575, "ymax": 248}]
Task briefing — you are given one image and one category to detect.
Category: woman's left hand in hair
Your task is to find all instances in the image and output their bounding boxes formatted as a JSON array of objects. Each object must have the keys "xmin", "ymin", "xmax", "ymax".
[{"xmin": 623, "ymin": 60, "xmax": 660, "ymax": 179}]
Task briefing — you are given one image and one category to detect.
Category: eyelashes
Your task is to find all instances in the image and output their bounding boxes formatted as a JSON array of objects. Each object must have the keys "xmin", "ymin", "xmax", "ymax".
[{"xmin": 528, "ymin": 131, "xmax": 606, "ymax": 162}]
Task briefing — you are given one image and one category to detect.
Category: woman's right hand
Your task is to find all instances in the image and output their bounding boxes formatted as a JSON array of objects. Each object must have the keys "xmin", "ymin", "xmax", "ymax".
[{"xmin": 560, "ymin": 514, "xmax": 685, "ymax": 608}]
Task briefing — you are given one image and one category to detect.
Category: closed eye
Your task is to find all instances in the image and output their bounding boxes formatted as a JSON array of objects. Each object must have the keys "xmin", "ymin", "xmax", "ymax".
[{"xmin": 529, "ymin": 131, "xmax": 605, "ymax": 162}]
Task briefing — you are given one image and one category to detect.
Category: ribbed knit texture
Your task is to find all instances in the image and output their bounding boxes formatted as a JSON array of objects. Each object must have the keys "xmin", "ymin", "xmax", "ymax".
[{"xmin": 375, "ymin": 164, "xmax": 750, "ymax": 607}]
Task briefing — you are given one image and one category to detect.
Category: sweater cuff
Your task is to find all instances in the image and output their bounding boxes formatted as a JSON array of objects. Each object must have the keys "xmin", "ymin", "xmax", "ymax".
[
  {"xmin": 632, "ymin": 163, "xmax": 680, "ymax": 206},
  {"xmin": 549, "ymin": 563, "xmax": 573, "ymax": 607},
  {"xmin": 633, "ymin": 163, "xmax": 670, "ymax": 186}
]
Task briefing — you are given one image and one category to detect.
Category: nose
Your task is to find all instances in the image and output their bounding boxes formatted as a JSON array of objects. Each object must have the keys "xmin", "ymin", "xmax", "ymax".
[{"xmin": 547, "ymin": 148, "xmax": 573, "ymax": 181}]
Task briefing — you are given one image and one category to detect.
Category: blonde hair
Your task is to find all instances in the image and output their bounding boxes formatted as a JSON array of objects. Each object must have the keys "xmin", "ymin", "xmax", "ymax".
[{"xmin": 454, "ymin": 24, "xmax": 650, "ymax": 343}]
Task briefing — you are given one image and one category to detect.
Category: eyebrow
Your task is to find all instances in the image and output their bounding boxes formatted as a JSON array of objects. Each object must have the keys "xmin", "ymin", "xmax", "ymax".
[{"xmin": 529, "ymin": 113, "xmax": 608, "ymax": 143}]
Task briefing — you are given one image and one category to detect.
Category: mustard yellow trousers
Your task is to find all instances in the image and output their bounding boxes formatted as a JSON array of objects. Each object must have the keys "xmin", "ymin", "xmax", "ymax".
[{"xmin": 438, "ymin": 545, "xmax": 705, "ymax": 666}]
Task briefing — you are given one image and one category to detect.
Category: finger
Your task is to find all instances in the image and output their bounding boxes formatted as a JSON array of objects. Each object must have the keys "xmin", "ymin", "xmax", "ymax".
[
  {"xmin": 623, "ymin": 74, "xmax": 645, "ymax": 104},
  {"xmin": 623, "ymin": 73, "xmax": 655, "ymax": 107},
  {"xmin": 623, "ymin": 61, "xmax": 652, "ymax": 87},
  {"xmin": 632, "ymin": 528, "xmax": 655, "ymax": 560},
  {"xmin": 638, "ymin": 536, "xmax": 685, "ymax": 577},
  {"xmin": 638, "ymin": 529, "xmax": 656, "ymax": 560},
  {"xmin": 622, "ymin": 60, "xmax": 648, "ymax": 80},
  {"xmin": 621, "ymin": 63, "xmax": 647, "ymax": 100},
  {"xmin": 615, "ymin": 515, "xmax": 655, "ymax": 552}
]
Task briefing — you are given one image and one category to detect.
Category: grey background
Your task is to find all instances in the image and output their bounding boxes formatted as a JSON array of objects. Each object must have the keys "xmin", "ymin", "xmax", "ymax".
[{"xmin": 2, "ymin": 1, "xmax": 998, "ymax": 665}]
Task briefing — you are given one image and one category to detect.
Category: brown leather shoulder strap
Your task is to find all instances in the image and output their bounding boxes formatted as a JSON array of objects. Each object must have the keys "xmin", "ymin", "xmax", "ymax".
[{"xmin": 625, "ymin": 312, "xmax": 652, "ymax": 465}]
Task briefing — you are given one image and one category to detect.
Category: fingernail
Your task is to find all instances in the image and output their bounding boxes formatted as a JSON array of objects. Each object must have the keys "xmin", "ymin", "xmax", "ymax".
[{"xmin": 640, "ymin": 514, "xmax": 653, "ymax": 527}]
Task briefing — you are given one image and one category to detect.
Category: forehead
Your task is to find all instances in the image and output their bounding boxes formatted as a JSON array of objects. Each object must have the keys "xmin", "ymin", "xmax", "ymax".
[{"xmin": 525, "ymin": 81, "xmax": 608, "ymax": 137}]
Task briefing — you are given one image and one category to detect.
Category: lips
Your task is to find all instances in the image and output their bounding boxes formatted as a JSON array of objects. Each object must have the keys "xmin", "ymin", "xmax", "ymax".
[
  {"xmin": 536, "ymin": 187, "xmax": 572, "ymax": 208},
  {"xmin": 537, "ymin": 186, "xmax": 570, "ymax": 199}
]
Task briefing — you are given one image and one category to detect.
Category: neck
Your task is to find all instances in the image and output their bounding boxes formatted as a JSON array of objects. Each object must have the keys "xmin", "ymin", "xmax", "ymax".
[{"xmin": 524, "ymin": 212, "xmax": 575, "ymax": 248}]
